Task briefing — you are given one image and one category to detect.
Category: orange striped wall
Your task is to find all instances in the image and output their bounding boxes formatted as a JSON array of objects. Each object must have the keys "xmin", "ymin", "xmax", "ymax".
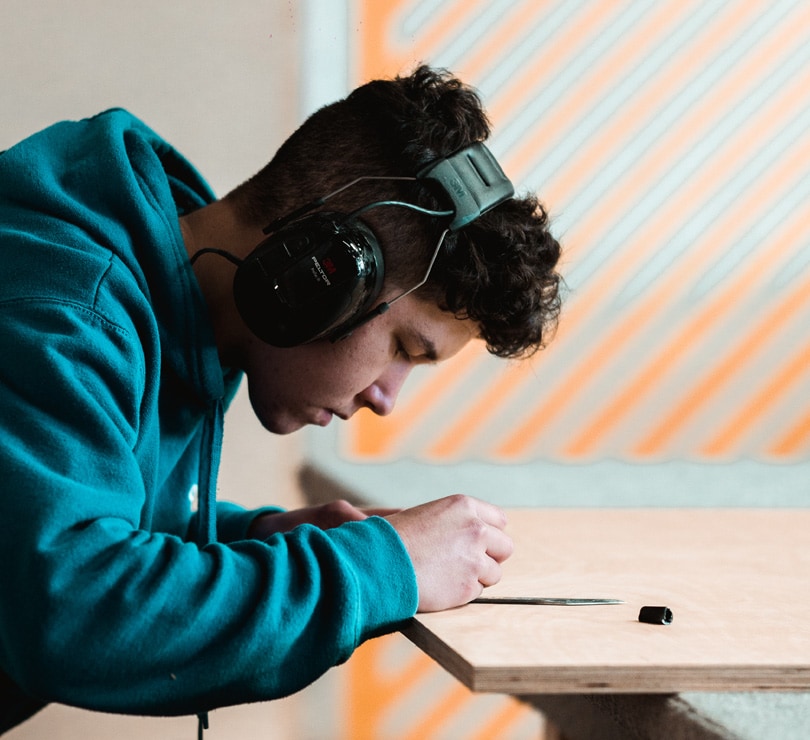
[
  {"xmin": 312, "ymin": 5, "xmax": 810, "ymax": 738},
  {"xmin": 341, "ymin": 0, "xmax": 810, "ymax": 464},
  {"xmin": 340, "ymin": 634, "xmax": 541, "ymax": 740}
]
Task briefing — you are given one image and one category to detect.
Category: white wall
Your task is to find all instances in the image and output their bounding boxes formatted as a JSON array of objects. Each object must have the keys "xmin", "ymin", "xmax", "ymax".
[{"xmin": 2, "ymin": 1, "xmax": 312, "ymax": 737}]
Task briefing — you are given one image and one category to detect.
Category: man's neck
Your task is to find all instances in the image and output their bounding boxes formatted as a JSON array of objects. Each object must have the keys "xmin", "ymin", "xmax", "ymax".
[{"xmin": 179, "ymin": 200, "xmax": 260, "ymax": 368}]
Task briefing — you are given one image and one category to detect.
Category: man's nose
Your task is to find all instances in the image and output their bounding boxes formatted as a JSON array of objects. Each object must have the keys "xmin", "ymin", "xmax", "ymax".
[{"xmin": 358, "ymin": 363, "xmax": 412, "ymax": 416}]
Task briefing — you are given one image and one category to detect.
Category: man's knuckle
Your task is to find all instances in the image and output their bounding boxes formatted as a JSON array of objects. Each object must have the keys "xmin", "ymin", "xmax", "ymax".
[
  {"xmin": 325, "ymin": 499, "xmax": 352, "ymax": 514},
  {"xmin": 468, "ymin": 518, "xmax": 488, "ymax": 541}
]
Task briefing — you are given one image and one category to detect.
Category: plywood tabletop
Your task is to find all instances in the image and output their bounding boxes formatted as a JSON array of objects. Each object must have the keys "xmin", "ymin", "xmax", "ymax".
[{"xmin": 402, "ymin": 508, "xmax": 810, "ymax": 694}]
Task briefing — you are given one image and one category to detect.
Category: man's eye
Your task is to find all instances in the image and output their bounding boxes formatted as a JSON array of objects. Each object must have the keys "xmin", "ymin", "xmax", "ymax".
[{"xmin": 396, "ymin": 341, "xmax": 411, "ymax": 361}]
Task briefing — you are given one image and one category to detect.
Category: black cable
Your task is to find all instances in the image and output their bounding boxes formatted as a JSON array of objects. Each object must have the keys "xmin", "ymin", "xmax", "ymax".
[{"xmin": 189, "ymin": 248, "xmax": 243, "ymax": 267}]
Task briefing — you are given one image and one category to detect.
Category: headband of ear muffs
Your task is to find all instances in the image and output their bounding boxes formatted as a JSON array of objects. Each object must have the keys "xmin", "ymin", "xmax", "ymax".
[{"xmin": 231, "ymin": 142, "xmax": 514, "ymax": 347}]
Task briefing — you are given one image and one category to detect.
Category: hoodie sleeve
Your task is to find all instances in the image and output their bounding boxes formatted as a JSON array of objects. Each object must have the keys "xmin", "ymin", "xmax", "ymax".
[
  {"xmin": 0, "ymin": 272, "xmax": 418, "ymax": 716},
  {"xmin": 215, "ymin": 501, "xmax": 285, "ymax": 543}
]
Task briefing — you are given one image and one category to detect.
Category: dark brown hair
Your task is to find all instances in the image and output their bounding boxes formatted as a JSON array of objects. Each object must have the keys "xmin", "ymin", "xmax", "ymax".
[{"xmin": 227, "ymin": 65, "xmax": 562, "ymax": 358}]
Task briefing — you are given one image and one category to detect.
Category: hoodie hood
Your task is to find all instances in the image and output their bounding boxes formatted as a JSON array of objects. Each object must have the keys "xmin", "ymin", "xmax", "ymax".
[{"xmin": 0, "ymin": 109, "xmax": 234, "ymax": 544}]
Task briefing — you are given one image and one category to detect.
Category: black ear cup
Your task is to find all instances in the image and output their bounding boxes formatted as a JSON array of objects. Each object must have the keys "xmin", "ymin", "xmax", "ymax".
[{"xmin": 233, "ymin": 213, "xmax": 384, "ymax": 347}]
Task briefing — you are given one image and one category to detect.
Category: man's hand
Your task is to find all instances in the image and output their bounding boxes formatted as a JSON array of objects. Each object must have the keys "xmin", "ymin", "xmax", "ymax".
[
  {"xmin": 249, "ymin": 500, "xmax": 399, "ymax": 539},
  {"xmin": 386, "ymin": 494, "xmax": 513, "ymax": 613}
]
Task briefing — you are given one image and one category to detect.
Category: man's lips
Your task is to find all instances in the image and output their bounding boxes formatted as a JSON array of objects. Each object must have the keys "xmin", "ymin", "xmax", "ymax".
[{"xmin": 314, "ymin": 409, "xmax": 349, "ymax": 426}]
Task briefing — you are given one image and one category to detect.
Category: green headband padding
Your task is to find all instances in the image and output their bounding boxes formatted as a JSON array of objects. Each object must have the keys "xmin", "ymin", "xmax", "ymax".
[{"xmin": 418, "ymin": 142, "xmax": 514, "ymax": 231}]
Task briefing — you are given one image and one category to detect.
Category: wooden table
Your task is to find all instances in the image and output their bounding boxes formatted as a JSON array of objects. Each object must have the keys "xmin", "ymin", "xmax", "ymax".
[{"xmin": 403, "ymin": 509, "xmax": 810, "ymax": 695}]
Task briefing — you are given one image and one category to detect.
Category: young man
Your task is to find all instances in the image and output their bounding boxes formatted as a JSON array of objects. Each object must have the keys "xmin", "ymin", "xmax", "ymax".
[{"xmin": 0, "ymin": 66, "xmax": 561, "ymax": 732}]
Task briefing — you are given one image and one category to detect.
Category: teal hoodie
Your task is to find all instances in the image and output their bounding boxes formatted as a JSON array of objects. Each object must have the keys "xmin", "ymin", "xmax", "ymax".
[{"xmin": 0, "ymin": 110, "xmax": 417, "ymax": 731}]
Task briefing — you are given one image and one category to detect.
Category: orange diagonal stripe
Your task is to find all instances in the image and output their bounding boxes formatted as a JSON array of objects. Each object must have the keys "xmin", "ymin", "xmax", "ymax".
[
  {"xmin": 345, "ymin": 636, "xmax": 437, "ymax": 740},
  {"xmin": 505, "ymin": 0, "xmax": 806, "ymax": 358},
  {"xmin": 454, "ymin": 1, "xmax": 560, "ymax": 87},
  {"xmin": 563, "ymin": 67, "xmax": 810, "ymax": 455},
  {"xmin": 401, "ymin": 682, "xmax": 474, "ymax": 740},
  {"xmin": 472, "ymin": 697, "xmax": 537, "ymax": 740},
  {"xmin": 498, "ymin": 0, "xmax": 711, "ymax": 184},
  {"xmin": 348, "ymin": 341, "xmax": 484, "ymax": 458},
  {"xmin": 703, "ymin": 332, "xmax": 810, "ymax": 457},
  {"xmin": 357, "ymin": 0, "xmax": 412, "ymax": 79},
  {"xmin": 487, "ymin": 1, "xmax": 632, "ymax": 130},
  {"xmin": 635, "ymin": 212, "xmax": 810, "ymax": 455},
  {"xmin": 496, "ymin": 15, "xmax": 810, "ymax": 458},
  {"xmin": 771, "ymin": 405, "xmax": 810, "ymax": 457},
  {"xmin": 359, "ymin": 0, "xmax": 493, "ymax": 81},
  {"xmin": 526, "ymin": 1, "xmax": 775, "ymax": 204},
  {"xmin": 565, "ymin": 184, "xmax": 810, "ymax": 458},
  {"xmin": 427, "ymin": 356, "xmax": 538, "ymax": 458}
]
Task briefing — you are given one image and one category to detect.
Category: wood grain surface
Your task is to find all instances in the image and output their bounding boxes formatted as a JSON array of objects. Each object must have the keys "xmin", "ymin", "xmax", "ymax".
[{"xmin": 403, "ymin": 508, "xmax": 810, "ymax": 694}]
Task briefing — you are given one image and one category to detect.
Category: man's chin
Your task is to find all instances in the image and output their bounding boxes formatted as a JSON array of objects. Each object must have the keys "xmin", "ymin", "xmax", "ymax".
[{"xmin": 254, "ymin": 412, "xmax": 304, "ymax": 435}]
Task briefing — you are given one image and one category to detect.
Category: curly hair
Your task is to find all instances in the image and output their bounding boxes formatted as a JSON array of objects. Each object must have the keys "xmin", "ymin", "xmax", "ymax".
[{"xmin": 228, "ymin": 65, "xmax": 562, "ymax": 358}]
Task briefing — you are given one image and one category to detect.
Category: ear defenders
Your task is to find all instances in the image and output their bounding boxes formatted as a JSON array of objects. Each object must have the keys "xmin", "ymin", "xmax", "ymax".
[
  {"xmin": 232, "ymin": 213, "xmax": 384, "ymax": 347},
  {"xmin": 232, "ymin": 142, "xmax": 514, "ymax": 347}
]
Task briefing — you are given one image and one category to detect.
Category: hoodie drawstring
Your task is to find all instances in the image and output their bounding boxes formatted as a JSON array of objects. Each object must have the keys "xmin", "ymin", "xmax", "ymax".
[
  {"xmin": 196, "ymin": 399, "xmax": 223, "ymax": 548},
  {"xmin": 196, "ymin": 398, "xmax": 224, "ymax": 736}
]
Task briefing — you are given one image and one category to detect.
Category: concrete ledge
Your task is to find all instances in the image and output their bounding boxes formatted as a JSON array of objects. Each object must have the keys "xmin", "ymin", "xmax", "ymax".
[{"xmin": 521, "ymin": 693, "xmax": 810, "ymax": 740}]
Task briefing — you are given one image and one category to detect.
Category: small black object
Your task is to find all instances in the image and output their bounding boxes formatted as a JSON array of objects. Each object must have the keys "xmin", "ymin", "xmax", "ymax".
[{"xmin": 638, "ymin": 605, "xmax": 673, "ymax": 625}]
